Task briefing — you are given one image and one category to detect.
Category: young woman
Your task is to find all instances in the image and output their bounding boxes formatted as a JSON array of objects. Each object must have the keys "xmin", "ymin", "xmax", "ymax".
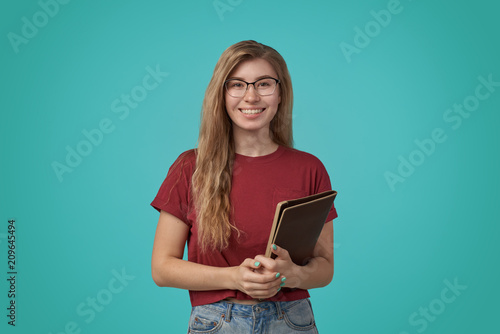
[{"xmin": 151, "ymin": 40, "xmax": 337, "ymax": 333}]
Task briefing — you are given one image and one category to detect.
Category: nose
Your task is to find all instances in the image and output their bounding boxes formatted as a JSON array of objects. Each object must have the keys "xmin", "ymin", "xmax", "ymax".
[{"xmin": 243, "ymin": 84, "xmax": 260, "ymax": 102}]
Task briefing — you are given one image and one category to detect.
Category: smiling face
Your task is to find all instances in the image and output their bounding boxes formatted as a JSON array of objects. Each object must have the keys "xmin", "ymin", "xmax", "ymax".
[{"xmin": 225, "ymin": 58, "xmax": 281, "ymax": 138}]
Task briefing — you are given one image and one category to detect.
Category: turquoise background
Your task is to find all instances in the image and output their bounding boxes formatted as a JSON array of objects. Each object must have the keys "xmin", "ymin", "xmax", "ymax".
[{"xmin": 1, "ymin": 0, "xmax": 499, "ymax": 333}]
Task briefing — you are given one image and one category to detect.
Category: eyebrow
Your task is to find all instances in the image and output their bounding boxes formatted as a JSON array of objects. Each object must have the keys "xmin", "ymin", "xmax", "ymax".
[{"xmin": 227, "ymin": 75, "xmax": 276, "ymax": 81}]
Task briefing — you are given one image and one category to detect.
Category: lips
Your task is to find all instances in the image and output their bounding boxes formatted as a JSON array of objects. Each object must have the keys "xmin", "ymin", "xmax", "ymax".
[{"xmin": 239, "ymin": 108, "xmax": 265, "ymax": 115}]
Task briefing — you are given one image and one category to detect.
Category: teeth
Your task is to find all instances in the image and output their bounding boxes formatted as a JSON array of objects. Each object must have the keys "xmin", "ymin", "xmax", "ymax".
[{"xmin": 240, "ymin": 109, "xmax": 264, "ymax": 114}]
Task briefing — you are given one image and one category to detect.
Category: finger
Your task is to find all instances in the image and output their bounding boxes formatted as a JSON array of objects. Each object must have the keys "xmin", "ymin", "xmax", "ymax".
[
  {"xmin": 279, "ymin": 276, "xmax": 287, "ymax": 288},
  {"xmin": 244, "ymin": 281, "xmax": 283, "ymax": 299},
  {"xmin": 243, "ymin": 271, "xmax": 279, "ymax": 285},
  {"xmin": 240, "ymin": 264, "xmax": 279, "ymax": 284},
  {"xmin": 254, "ymin": 268, "xmax": 286, "ymax": 289},
  {"xmin": 270, "ymin": 244, "xmax": 290, "ymax": 260},
  {"xmin": 254, "ymin": 255, "xmax": 278, "ymax": 272},
  {"xmin": 241, "ymin": 279, "xmax": 281, "ymax": 293},
  {"xmin": 253, "ymin": 266, "xmax": 276, "ymax": 275},
  {"xmin": 241, "ymin": 258, "xmax": 263, "ymax": 270}
]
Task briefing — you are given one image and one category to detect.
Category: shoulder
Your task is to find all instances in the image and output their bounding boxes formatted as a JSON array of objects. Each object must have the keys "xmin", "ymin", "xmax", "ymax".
[
  {"xmin": 280, "ymin": 146, "xmax": 325, "ymax": 167},
  {"xmin": 176, "ymin": 149, "xmax": 197, "ymax": 164},
  {"xmin": 168, "ymin": 149, "xmax": 197, "ymax": 175},
  {"xmin": 278, "ymin": 146, "xmax": 333, "ymax": 193}
]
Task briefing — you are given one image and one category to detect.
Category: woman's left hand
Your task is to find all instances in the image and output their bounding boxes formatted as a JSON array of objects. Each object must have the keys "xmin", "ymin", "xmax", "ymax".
[
  {"xmin": 254, "ymin": 221, "xmax": 334, "ymax": 291},
  {"xmin": 253, "ymin": 244, "xmax": 300, "ymax": 290}
]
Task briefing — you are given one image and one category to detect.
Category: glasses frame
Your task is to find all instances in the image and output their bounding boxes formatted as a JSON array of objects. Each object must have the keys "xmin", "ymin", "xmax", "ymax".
[{"xmin": 224, "ymin": 77, "xmax": 281, "ymax": 97}]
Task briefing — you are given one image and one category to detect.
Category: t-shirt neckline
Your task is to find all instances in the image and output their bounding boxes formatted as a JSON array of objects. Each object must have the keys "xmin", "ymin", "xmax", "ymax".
[{"xmin": 234, "ymin": 145, "xmax": 286, "ymax": 164}]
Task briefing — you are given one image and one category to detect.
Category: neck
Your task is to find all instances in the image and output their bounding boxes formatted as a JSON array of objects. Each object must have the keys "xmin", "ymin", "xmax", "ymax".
[{"xmin": 233, "ymin": 128, "xmax": 278, "ymax": 157}]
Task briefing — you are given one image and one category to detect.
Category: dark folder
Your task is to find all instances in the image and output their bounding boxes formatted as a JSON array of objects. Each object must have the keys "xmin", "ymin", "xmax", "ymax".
[{"xmin": 265, "ymin": 190, "xmax": 337, "ymax": 266}]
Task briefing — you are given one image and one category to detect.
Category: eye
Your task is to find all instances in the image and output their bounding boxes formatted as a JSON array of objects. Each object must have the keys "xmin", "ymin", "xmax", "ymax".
[
  {"xmin": 257, "ymin": 78, "xmax": 274, "ymax": 87},
  {"xmin": 228, "ymin": 81, "xmax": 245, "ymax": 88}
]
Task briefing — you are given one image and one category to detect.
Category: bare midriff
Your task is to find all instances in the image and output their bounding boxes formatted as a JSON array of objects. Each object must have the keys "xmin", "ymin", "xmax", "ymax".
[{"xmin": 224, "ymin": 297, "xmax": 263, "ymax": 305}]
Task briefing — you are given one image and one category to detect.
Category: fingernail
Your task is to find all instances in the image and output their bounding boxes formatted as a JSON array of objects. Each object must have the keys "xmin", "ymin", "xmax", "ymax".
[
  {"xmin": 280, "ymin": 282, "xmax": 285, "ymax": 287},
  {"xmin": 275, "ymin": 272, "xmax": 280, "ymax": 278},
  {"xmin": 272, "ymin": 244, "xmax": 277, "ymax": 251},
  {"xmin": 254, "ymin": 261, "xmax": 260, "ymax": 267},
  {"xmin": 277, "ymin": 287, "xmax": 281, "ymax": 292},
  {"xmin": 281, "ymin": 277, "xmax": 286, "ymax": 282}
]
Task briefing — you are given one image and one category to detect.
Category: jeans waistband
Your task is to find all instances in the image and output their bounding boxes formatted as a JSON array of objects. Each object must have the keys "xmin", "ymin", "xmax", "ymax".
[{"xmin": 201, "ymin": 299, "xmax": 306, "ymax": 319}]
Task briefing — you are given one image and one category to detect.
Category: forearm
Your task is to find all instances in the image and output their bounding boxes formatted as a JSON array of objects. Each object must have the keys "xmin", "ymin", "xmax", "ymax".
[
  {"xmin": 152, "ymin": 256, "xmax": 236, "ymax": 291},
  {"xmin": 152, "ymin": 212, "xmax": 280, "ymax": 298}
]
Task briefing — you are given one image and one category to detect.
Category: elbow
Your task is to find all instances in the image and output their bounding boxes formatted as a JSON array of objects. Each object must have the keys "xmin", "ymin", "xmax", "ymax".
[
  {"xmin": 322, "ymin": 261, "xmax": 334, "ymax": 287},
  {"xmin": 151, "ymin": 255, "xmax": 183, "ymax": 287},
  {"xmin": 151, "ymin": 268, "xmax": 165, "ymax": 287},
  {"xmin": 317, "ymin": 266, "xmax": 333, "ymax": 288},
  {"xmin": 325, "ymin": 269, "xmax": 334, "ymax": 286},
  {"xmin": 329, "ymin": 261, "xmax": 335, "ymax": 284},
  {"xmin": 151, "ymin": 261, "xmax": 172, "ymax": 287}
]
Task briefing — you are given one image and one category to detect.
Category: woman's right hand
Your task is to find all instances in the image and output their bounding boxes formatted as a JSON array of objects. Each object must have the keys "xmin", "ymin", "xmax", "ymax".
[{"xmin": 232, "ymin": 258, "xmax": 282, "ymax": 299}]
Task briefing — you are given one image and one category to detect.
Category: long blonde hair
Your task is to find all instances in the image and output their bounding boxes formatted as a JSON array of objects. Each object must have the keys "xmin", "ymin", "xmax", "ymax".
[{"xmin": 192, "ymin": 40, "xmax": 294, "ymax": 252}]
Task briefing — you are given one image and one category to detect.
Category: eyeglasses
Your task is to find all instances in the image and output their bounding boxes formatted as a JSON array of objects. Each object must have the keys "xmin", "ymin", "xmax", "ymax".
[{"xmin": 224, "ymin": 77, "xmax": 280, "ymax": 97}]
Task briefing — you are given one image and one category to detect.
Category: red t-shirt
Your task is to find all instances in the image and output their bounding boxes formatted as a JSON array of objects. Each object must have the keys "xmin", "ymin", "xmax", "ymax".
[{"xmin": 151, "ymin": 145, "xmax": 338, "ymax": 307}]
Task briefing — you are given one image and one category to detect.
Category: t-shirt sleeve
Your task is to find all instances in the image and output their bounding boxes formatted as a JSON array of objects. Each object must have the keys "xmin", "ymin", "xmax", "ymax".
[
  {"xmin": 314, "ymin": 158, "xmax": 338, "ymax": 222},
  {"xmin": 150, "ymin": 150, "xmax": 195, "ymax": 226}
]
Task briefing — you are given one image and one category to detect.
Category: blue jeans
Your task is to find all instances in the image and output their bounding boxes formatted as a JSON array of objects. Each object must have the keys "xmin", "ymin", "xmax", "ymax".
[{"xmin": 187, "ymin": 298, "xmax": 319, "ymax": 333}]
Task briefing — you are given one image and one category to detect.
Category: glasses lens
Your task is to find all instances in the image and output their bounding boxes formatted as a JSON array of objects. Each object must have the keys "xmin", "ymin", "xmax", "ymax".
[
  {"xmin": 255, "ymin": 78, "xmax": 277, "ymax": 96},
  {"xmin": 226, "ymin": 80, "xmax": 246, "ymax": 97},
  {"xmin": 225, "ymin": 78, "xmax": 278, "ymax": 97}
]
